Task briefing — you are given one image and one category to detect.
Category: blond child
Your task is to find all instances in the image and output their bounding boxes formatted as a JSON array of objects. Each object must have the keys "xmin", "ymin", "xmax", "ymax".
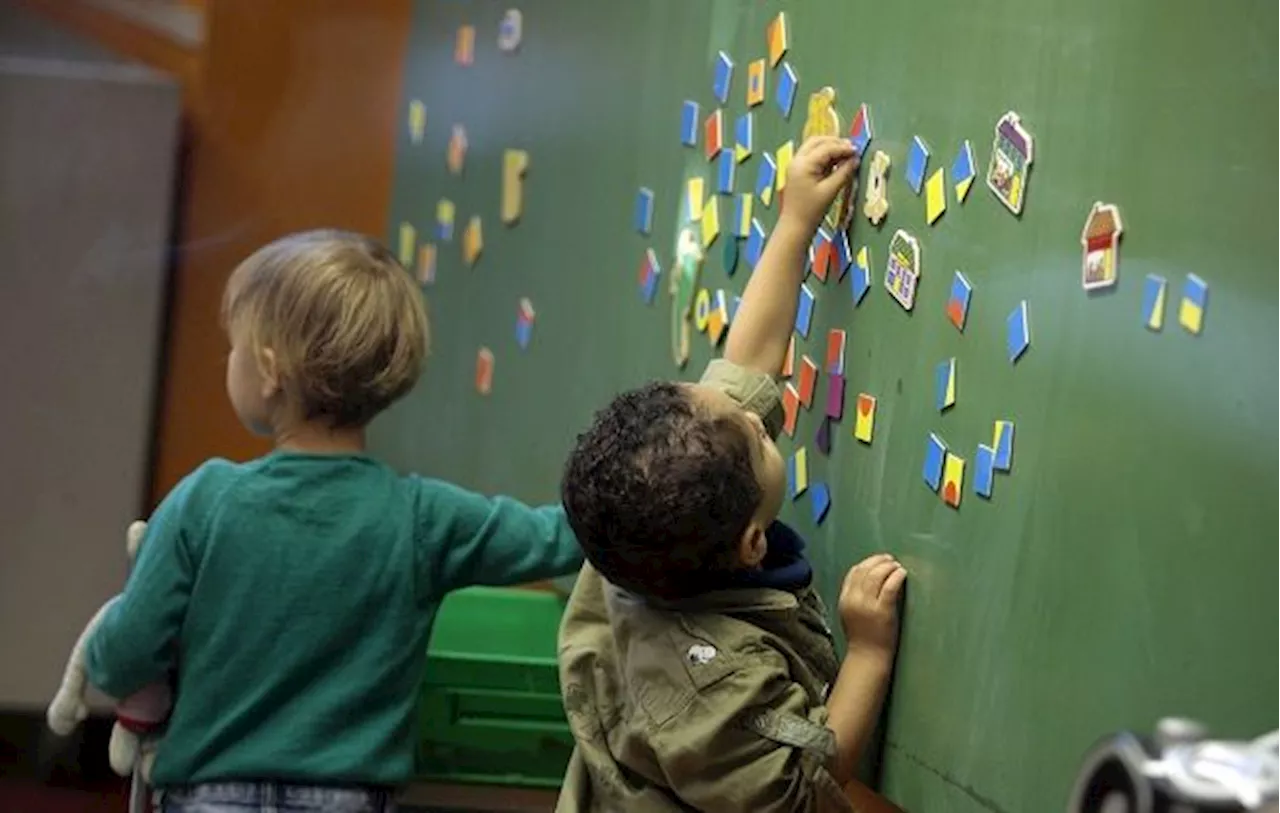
[{"xmin": 85, "ymin": 231, "xmax": 582, "ymax": 812}]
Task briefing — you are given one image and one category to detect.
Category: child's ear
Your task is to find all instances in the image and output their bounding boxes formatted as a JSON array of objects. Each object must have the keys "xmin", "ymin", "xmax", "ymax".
[
  {"xmin": 258, "ymin": 347, "xmax": 281, "ymax": 398},
  {"xmin": 738, "ymin": 522, "xmax": 768, "ymax": 568}
]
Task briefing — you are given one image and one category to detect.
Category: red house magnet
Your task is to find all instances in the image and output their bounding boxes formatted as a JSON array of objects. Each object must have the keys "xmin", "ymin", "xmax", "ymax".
[{"xmin": 1081, "ymin": 202, "xmax": 1123, "ymax": 290}]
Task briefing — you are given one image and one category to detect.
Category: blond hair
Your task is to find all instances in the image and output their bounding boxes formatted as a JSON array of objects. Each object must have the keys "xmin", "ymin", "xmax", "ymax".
[{"xmin": 222, "ymin": 229, "xmax": 429, "ymax": 427}]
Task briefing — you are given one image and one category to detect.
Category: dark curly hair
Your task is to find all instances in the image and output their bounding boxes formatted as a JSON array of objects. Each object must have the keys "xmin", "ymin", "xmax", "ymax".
[{"xmin": 561, "ymin": 381, "xmax": 762, "ymax": 601}]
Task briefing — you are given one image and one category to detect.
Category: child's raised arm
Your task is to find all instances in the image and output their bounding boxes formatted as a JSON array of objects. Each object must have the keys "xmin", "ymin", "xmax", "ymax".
[{"xmin": 723, "ymin": 137, "xmax": 858, "ymax": 376}]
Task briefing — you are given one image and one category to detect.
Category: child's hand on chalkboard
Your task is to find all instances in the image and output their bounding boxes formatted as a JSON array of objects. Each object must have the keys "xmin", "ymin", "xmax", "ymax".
[
  {"xmin": 780, "ymin": 136, "xmax": 859, "ymax": 233},
  {"xmin": 838, "ymin": 553, "xmax": 906, "ymax": 655}
]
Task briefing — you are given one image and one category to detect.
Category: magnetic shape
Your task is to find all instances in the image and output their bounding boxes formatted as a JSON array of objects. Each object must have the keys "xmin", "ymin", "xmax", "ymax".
[
  {"xmin": 795, "ymin": 283, "xmax": 816, "ymax": 338},
  {"xmin": 941, "ymin": 453, "xmax": 965, "ymax": 508},
  {"xmin": 475, "ymin": 347, "xmax": 494, "ymax": 395},
  {"xmin": 935, "ymin": 358, "xmax": 957, "ymax": 411},
  {"xmin": 767, "ymin": 12, "xmax": 789, "ymax": 66},
  {"xmin": 722, "ymin": 236, "xmax": 739, "ymax": 277},
  {"xmin": 884, "ymin": 229, "xmax": 922, "ymax": 311},
  {"xmin": 746, "ymin": 218, "xmax": 767, "ymax": 268},
  {"xmin": 498, "ymin": 9, "xmax": 522, "ymax": 51},
  {"xmin": 811, "ymin": 482, "xmax": 832, "ymax": 524},
  {"xmin": 680, "ymin": 101, "xmax": 700, "ymax": 147},
  {"xmin": 925, "ymin": 168, "xmax": 946, "ymax": 224},
  {"xmin": 746, "ymin": 58, "xmax": 766, "ymax": 107},
  {"xmin": 834, "ymin": 232, "xmax": 853, "ymax": 280},
  {"xmin": 701, "ymin": 197, "xmax": 720, "ymax": 248},
  {"xmin": 782, "ymin": 335, "xmax": 795, "ymax": 378},
  {"xmin": 704, "ymin": 109, "xmax": 724, "ymax": 161},
  {"xmin": 1141, "ymin": 274, "xmax": 1167, "ymax": 331},
  {"xmin": 853, "ymin": 394, "xmax": 876, "ymax": 444},
  {"xmin": 923, "ymin": 433, "xmax": 946, "ymax": 492},
  {"xmin": 639, "ymin": 248, "xmax": 661, "ymax": 304},
  {"xmin": 417, "ymin": 243, "xmax": 437, "ymax": 285},
  {"xmin": 1081, "ymin": 202, "xmax": 1124, "ymax": 290},
  {"xmin": 462, "ymin": 216, "xmax": 484, "ymax": 266},
  {"xmin": 707, "ymin": 290, "xmax": 729, "ymax": 346},
  {"xmin": 826, "ymin": 329, "xmax": 847, "ymax": 375},
  {"xmin": 952, "ymin": 140, "xmax": 976, "ymax": 202},
  {"xmin": 947, "ymin": 271, "xmax": 972, "ymax": 331},
  {"xmin": 436, "ymin": 199, "xmax": 456, "ymax": 241},
  {"xmin": 825, "ymin": 373, "xmax": 845, "ymax": 420},
  {"xmin": 756, "ymin": 154, "xmax": 778, "ymax": 207},
  {"xmin": 775, "ymin": 140, "xmax": 794, "ymax": 192},
  {"xmin": 992, "ymin": 421, "xmax": 1015, "ymax": 471},
  {"xmin": 851, "ymin": 246, "xmax": 871, "ymax": 305},
  {"xmin": 407, "ymin": 99, "xmax": 426, "ymax": 144},
  {"xmin": 811, "ymin": 227, "xmax": 833, "ymax": 282},
  {"xmin": 815, "ymin": 416, "xmax": 832, "ymax": 456},
  {"xmin": 734, "ymin": 113, "xmax": 754, "ymax": 163},
  {"xmin": 501, "ymin": 149, "xmax": 530, "ymax": 225},
  {"xmin": 694, "ymin": 288, "xmax": 712, "ymax": 332},
  {"xmin": 848, "ymin": 103, "xmax": 873, "ymax": 156},
  {"xmin": 398, "ymin": 222, "xmax": 416, "ymax": 267},
  {"xmin": 782, "ymin": 383, "xmax": 800, "ymax": 437},
  {"xmin": 801, "ymin": 86, "xmax": 841, "ymax": 142},
  {"xmin": 515, "ymin": 298, "xmax": 535, "ymax": 350},
  {"xmin": 905, "ymin": 136, "xmax": 930, "ymax": 195},
  {"xmin": 455, "ymin": 24, "xmax": 475, "ymax": 65},
  {"xmin": 734, "ymin": 193, "xmax": 753, "ymax": 237},
  {"xmin": 775, "ymin": 62, "xmax": 798, "ymax": 119},
  {"xmin": 798, "ymin": 355, "xmax": 819, "ymax": 407},
  {"xmin": 1007, "ymin": 300, "xmax": 1031, "ymax": 362},
  {"xmin": 1179, "ymin": 274, "xmax": 1208, "ymax": 334},
  {"xmin": 974, "ymin": 444, "xmax": 995, "ymax": 499},
  {"xmin": 863, "ymin": 150, "xmax": 891, "ymax": 225},
  {"xmin": 686, "ymin": 177, "xmax": 705, "ymax": 221},
  {"xmin": 788, "ymin": 447, "xmax": 808, "ymax": 499},
  {"xmin": 986, "ymin": 111, "xmax": 1035, "ymax": 215},
  {"xmin": 712, "ymin": 51, "xmax": 734, "ymax": 104},
  {"xmin": 447, "ymin": 125, "xmax": 468, "ymax": 175},
  {"xmin": 717, "ymin": 149, "xmax": 736, "ymax": 195},
  {"xmin": 633, "ymin": 187, "xmax": 655, "ymax": 235}
]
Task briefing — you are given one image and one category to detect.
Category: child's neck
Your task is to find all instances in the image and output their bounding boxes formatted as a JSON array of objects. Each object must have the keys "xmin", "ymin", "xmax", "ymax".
[{"xmin": 274, "ymin": 420, "xmax": 366, "ymax": 454}]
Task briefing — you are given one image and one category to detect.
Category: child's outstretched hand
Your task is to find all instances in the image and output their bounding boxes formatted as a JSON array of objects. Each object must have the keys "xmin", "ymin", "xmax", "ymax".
[
  {"xmin": 838, "ymin": 553, "xmax": 906, "ymax": 656},
  {"xmin": 780, "ymin": 136, "xmax": 859, "ymax": 232}
]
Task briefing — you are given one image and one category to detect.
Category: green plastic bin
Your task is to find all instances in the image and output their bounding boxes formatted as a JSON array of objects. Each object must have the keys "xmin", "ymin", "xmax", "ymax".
[{"xmin": 416, "ymin": 587, "xmax": 574, "ymax": 788}]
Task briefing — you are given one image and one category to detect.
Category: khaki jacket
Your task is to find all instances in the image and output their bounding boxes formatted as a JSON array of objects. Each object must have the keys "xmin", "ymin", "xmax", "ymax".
[{"xmin": 556, "ymin": 361, "xmax": 856, "ymax": 812}]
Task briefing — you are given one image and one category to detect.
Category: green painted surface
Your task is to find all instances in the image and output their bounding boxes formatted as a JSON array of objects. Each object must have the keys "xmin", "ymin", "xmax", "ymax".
[{"xmin": 377, "ymin": 1, "xmax": 1279, "ymax": 809}]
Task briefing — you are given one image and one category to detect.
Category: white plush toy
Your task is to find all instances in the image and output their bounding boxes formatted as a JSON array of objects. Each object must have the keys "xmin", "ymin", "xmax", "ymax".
[{"xmin": 47, "ymin": 520, "xmax": 173, "ymax": 782}]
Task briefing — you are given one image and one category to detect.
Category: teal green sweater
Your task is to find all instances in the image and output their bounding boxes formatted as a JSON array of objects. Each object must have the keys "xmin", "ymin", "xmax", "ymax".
[{"xmin": 85, "ymin": 452, "xmax": 582, "ymax": 788}]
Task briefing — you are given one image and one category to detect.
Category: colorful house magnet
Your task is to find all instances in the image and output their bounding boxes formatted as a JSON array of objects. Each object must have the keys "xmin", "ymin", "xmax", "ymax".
[
  {"xmin": 475, "ymin": 347, "xmax": 494, "ymax": 395},
  {"xmin": 826, "ymin": 329, "xmax": 847, "ymax": 375},
  {"xmin": 634, "ymin": 187, "xmax": 655, "ymax": 234},
  {"xmin": 986, "ymin": 111, "xmax": 1034, "ymax": 215},
  {"xmin": 947, "ymin": 271, "xmax": 972, "ymax": 331},
  {"xmin": 447, "ymin": 125, "xmax": 468, "ymax": 175},
  {"xmin": 864, "ymin": 150, "xmax": 891, "ymax": 225},
  {"xmin": 746, "ymin": 218, "xmax": 767, "ymax": 268},
  {"xmin": 795, "ymin": 283, "xmax": 816, "ymax": 338},
  {"xmin": 1141, "ymin": 274, "xmax": 1167, "ymax": 331},
  {"xmin": 776, "ymin": 62, "xmax": 798, "ymax": 119},
  {"xmin": 973, "ymin": 444, "xmax": 995, "ymax": 499},
  {"xmin": 853, "ymin": 394, "xmax": 876, "ymax": 443},
  {"xmin": 798, "ymin": 355, "xmax": 819, "ymax": 407},
  {"xmin": 826, "ymin": 373, "xmax": 845, "ymax": 420},
  {"xmin": 925, "ymin": 168, "xmax": 946, "ymax": 224},
  {"xmin": 767, "ymin": 12, "xmax": 789, "ymax": 66},
  {"xmin": 885, "ymin": 229, "xmax": 922, "ymax": 311},
  {"xmin": 455, "ymin": 24, "xmax": 475, "ymax": 65},
  {"xmin": 848, "ymin": 103, "xmax": 873, "ymax": 156},
  {"xmin": 734, "ymin": 113, "xmax": 754, "ymax": 162},
  {"xmin": 497, "ymin": 9, "xmax": 522, "ymax": 51},
  {"xmin": 810, "ymin": 482, "xmax": 832, "ymax": 524},
  {"xmin": 992, "ymin": 420, "xmax": 1014, "ymax": 471},
  {"xmin": 851, "ymin": 246, "xmax": 871, "ymax": 305},
  {"xmin": 638, "ymin": 248, "xmax": 661, "ymax": 304},
  {"xmin": 787, "ymin": 446, "xmax": 809, "ymax": 499},
  {"xmin": 948, "ymin": 141, "xmax": 974, "ymax": 203},
  {"xmin": 923, "ymin": 433, "xmax": 947, "ymax": 492},
  {"xmin": 746, "ymin": 58, "xmax": 766, "ymax": 107},
  {"xmin": 1179, "ymin": 274, "xmax": 1208, "ymax": 334},
  {"xmin": 1081, "ymin": 202, "xmax": 1124, "ymax": 290},
  {"xmin": 712, "ymin": 51, "xmax": 734, "ymax": 105},
  {"xmin": 680, "ymin": 101, "xmax": 700, "ymax": 147},
  {"xmin": 756, "ymin": 153, "xmax": 777, "ymax": 207},
  {"xmin": 515, "ymin": 298, "xmax": 535, "ymax": 350},
  {"xmin": 407, "ymin": 99, "xmax": 426, "ymax": 144},
  {"xmin": 734, "ymin": 193, "xmax": 753, "ymax": 237},
  {"xmin": 935, "ymin": 358, "xmax": 957, "ymax": 411},
  {"xmin": 905, "ymin": 136, "xmax": 930, "ymax": 195},
  {"xmin": 701, "ymin": 197, "xmax": 720, "ymax": 249},
  {"xmin": 704, "ymin": 109, "xmax": 724, "ymax": 161},
  {"xmin": 436, "ymin": 199, "xmax": 456, "ymax": 241},
  {"xmin": 1007, "ymin": 300, "xmax": 1031, "ymax": 362},
  {"xmin": 941, "ymin": 452, "xmax": 965, "ymax": 508},
  {"xmin": 417, "ymin": 243, "xmax": 436, "ymax": 285},
  {"xmin": 717, "ymin": 149, "xmax": 736, "ymax": 195},
  {"xmin": 782, "ymin": 383, "xmax": 800, "ymax": 437},
  {"xmin": 462, "ymin": 216, "xmax": 483, "ymax": 266},
  {"xmin": 501, "ymin": 149, "xmax": 529, "ymax": 225}
]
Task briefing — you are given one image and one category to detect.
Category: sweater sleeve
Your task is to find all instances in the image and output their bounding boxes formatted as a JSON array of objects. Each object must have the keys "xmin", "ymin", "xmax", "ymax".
[{"xmin": 412, "ymin": 476, "xmax": 583, "ymax": 598}]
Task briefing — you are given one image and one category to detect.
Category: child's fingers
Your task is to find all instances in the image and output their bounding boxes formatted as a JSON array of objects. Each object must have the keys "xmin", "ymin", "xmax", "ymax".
[
  {"xmin": 816, "ymin": 157, "xmax": 858, "ymax": 198},
  {"xmin": 800, "ymin": 137, "xmax": 856, "ymax": 169},
  {"xmin": 861, "ymin": 559, "xmax": 902, "ymax": 597},
  {"xmin": 879, "ymin": 566, "xmax": 908, "ymax": 604}
]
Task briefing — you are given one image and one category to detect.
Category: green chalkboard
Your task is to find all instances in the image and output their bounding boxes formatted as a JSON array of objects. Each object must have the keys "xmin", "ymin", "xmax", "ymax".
[{"xmin": 377, "ymin": 1, "xmax": 1279, "ymax": 810}]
